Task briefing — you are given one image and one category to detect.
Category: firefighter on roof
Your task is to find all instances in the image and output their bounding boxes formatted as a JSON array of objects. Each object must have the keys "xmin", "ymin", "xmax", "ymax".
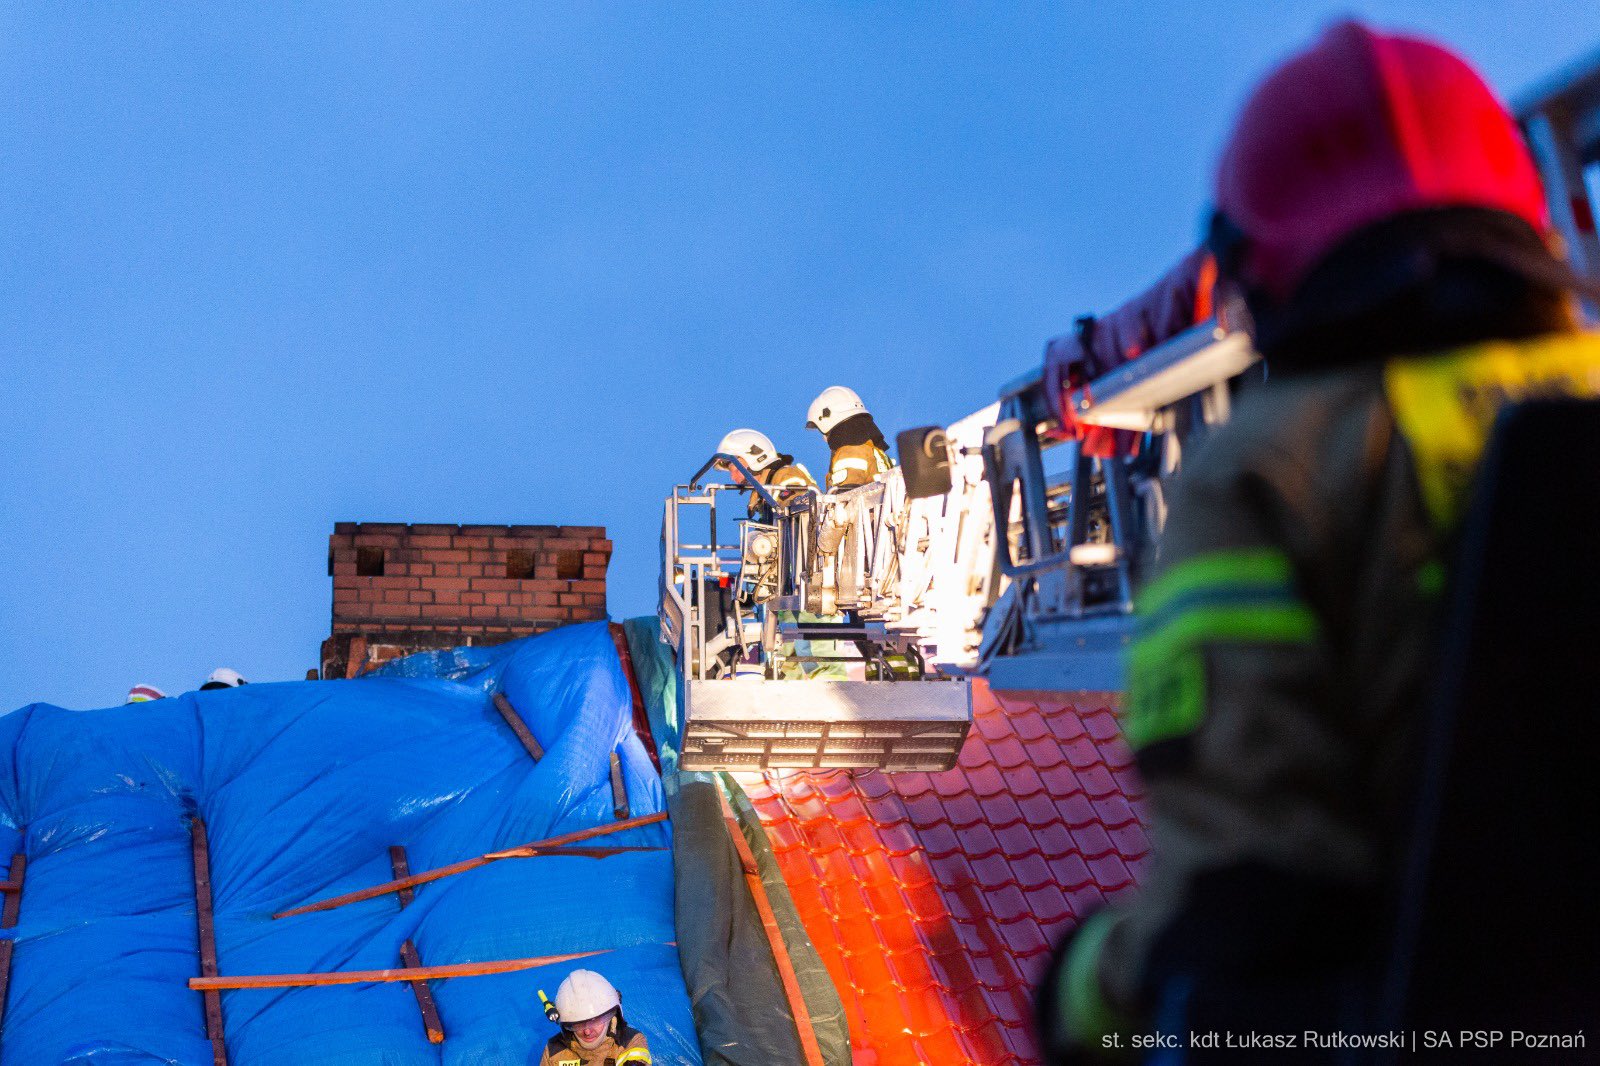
[
  {"xmin": 539, "ymin": 970, "xmax": 651, "ymax": 1066},
  {"xmin": 1040, "ymin": 20, "xmax": 1599, "ymax": 1059},
  {"xmin": 805, "ymin": 386, "xmax": 893, "ymax": 490}
]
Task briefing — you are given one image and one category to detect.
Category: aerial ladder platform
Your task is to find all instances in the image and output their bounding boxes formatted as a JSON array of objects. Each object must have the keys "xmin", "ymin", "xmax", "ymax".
[
  {"xmin": 1518, "ymin": 44, "xmax": 1600, "ymax": 319},
  {"xmin": 659, "ymin": 252, "xmax": 1262, "ymax": 772}
]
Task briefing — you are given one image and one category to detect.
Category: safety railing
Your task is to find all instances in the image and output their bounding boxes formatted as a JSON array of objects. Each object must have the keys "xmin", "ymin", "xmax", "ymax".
[{"xmin": 1518, "ymin": 45, "xmax": 1600, "ymax": 322}]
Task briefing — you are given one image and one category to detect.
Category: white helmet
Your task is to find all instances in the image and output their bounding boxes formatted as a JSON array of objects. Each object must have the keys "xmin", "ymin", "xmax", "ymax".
[
  {"xmin": 555, "ymin": 969, "xmax": 621, "ymax": 1024},
  {"xmin": 201, "ymin": 667, "xmax": 248, "ymax": 690},
  {"xmin": 715, "ymin": 428, "xmax": 781, "ymax": 474},
  {"xmin": 805, "ymin": 386, "xmax": 868, "ymax": 435}
]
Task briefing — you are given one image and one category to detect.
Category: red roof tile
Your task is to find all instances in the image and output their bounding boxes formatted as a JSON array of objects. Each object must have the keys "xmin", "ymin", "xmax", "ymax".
[{"xmin": 736, "ymin": 681, "xmax": 1149, "ymax": 1065}]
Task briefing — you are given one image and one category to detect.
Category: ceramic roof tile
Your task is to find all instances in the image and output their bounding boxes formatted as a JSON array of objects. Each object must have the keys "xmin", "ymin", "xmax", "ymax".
[
  {"xmin": 994, "ymin": 820, "xmax": 1046, "ymax": 860},
  {"xmin": 913, "ymin": 820, "xmax": 962, "ymax": 860},
  {"xmin": 964, "ymin": 760, "xmax": 1010, "ymax": 799},
  {"xmin": 939, "ymin": 791, "xmax": 988, "ymax": 829},
  {"xmin": 899, "ymin": 787, "xmax": 949, "ymax": 829},
  {"xmin": 933, "ymin": 767, "xmax": 978, "ymax": 798},
  {"xmin": 1008, "ymin": 851, "xmax": 1056, "ymax": 891},
  {"xmin": 737, "ymin": 681, "xmax": 1150, "ymax": 1065},
  {"xmin": 979, "ymin": 790, "xmax": 1025, "ymax": 828},
  {"xmin": 1016, "ymin": 789, "xmax": 1064, "ymax": 828},
  {"xmin": 1020, "ymin": 735, "xmax": 1068, "ymax": 770},
  {"xmin": 1046, "ymin": 851, "xmax": 1097, "ymax": 891},
  {"xmin": 954, "ymin": 821, "xmax": 1003, "ymax": 860},
  {"xmin": 1084, "ymin": 706, "xmax": 1125, "ymax": 741},
  {"xmin": 981, "ymin": 882, "xmax": 1033, "ymax": 924},
  {"xmin": 1073, "ymin": 762, "xmax": 1122, "ymax": 798},
  {"xmin": 1022, "ymin": 882, "xmax": 1073, "ymax": 925}
]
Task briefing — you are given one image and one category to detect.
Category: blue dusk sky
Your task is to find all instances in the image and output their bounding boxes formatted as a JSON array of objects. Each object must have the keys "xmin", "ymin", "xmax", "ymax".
[{"xmin": 3, "ymin": 3, "xmax": 1595, "ymax": 710}]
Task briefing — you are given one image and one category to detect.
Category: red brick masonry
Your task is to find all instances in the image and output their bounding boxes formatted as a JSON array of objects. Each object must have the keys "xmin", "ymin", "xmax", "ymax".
[{"xmin": 321, "ymin": 522, "xmax": 611, "ymax": 678}]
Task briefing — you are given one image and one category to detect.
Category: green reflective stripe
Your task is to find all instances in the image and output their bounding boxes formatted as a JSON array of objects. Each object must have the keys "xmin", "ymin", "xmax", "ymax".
[
  {"xmin": 1137, "ymin": 548, "xmax": 1295, "ymax": 618},
  {"xmin": 1136, "ymin": 602, "xmax": 1319, "ymax": 654},
  {"xmin": 1060, "ymin": 909, "xmax": 1134, "ymax": 1052},
  {"xmin": 1126, "ymin": 603, "xmax": 1318, "ymax": 750},
  {"xmin": 1416, "ymin": 558, "xmax": 1446, "ymax": 598}
]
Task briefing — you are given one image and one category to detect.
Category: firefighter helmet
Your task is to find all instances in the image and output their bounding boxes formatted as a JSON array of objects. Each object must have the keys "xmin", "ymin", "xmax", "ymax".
[
  {"xmin": 715, "ymin": 428, "xmax": 781, "ymax": 474},
  {"xmin": 200, "ymin": 667, "xmax": 248, "ymax": 691},
  {"xmin": 805, "ymin": 386, "xmax": 868, "ymax": 435},
  {"xmin": 1213, "ymin": 20, "xmax": 1549, "ymax": 299},
  {"xmin": 554, "ymin": 969, "xmax": 620, "ymax": 1024}
]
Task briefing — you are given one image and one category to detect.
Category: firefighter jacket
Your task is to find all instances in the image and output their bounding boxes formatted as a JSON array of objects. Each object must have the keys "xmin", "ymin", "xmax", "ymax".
[
  {"xmin": 1048, "ymin": 329, "xmax": 1600, "ymax": 1047},
  {"xmin": 538, "ymin": 1020, "xmax": 651, "ymax": 1066},
  {"xmin": 826, "ymin": 441, "xmax": 892, "ymax": 490},
  {"xmin": 760, "ymin": 459, "xmax": 817, "ymax": 496},
  {"xmin": 748, "ymin": 459, "xmax": 816, "ymax": 522},
  {"xmin": 823, "ymin": 413, "xmax": 894, "ymax": 489}
]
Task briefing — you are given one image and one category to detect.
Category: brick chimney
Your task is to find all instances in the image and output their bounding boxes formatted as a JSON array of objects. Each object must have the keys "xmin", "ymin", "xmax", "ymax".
[{"xmin": 321, "ymin": 522, "xmax": 612, "ymax": 679}]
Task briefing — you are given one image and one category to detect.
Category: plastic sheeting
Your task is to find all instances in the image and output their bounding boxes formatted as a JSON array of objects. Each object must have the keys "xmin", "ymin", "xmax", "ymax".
[
  {"xmin": 620, "ymin": 619, "xmax": 850, "ymax": 1066},
  {"xmin": 0, "ymin": 622, "xmax": 699, "ymax": 1065}
]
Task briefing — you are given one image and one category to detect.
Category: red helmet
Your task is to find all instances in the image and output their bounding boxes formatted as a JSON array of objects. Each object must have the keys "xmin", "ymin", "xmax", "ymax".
[{"xmin": 1214, "ymin": 21, "xmax": 1549, "ymax": 300}]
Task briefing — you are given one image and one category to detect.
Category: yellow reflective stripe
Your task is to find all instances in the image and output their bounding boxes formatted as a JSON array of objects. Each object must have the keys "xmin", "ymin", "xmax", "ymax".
[
  {"xmin": 616, "ymin": 1049, "xmax": 652, "ymax": 1064},
  {"xmin": 1385, "ymin": 331, "xmax": 1600, "ymax": 529}
]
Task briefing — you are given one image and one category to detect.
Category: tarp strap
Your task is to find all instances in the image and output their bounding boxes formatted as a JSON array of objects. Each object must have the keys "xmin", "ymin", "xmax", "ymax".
[
  {"xmin": 0, "ymin": 849, "xmax": 26, "ymax": 1035},
  {"xmin": 610, "ymin": 622, "xmax": 663, "ymax": 774},
  {"xmin": 611, "ymin": 753, "xmax": 631, "ymax": 820},
  {"xmin": 190, "ymin": 819, "xmax": 229, "ymax": 1066},
  {"xmin": 492, "ymin": 692, "xmax": 545, "ymax": 762},
  {"xmin": 389, "ymin": 846, "xmax": 445, "ymax": 1044},
  {"xmin": 189, "ymin": 949, "xmax": 612, "ymax": 991},
  {"xmin": 275, "ymin": 811, "xmax": 671, "ymax": 919}
]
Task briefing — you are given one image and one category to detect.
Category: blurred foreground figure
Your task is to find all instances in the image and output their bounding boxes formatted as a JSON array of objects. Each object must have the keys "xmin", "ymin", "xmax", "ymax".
[{"xmin": 1041, "ymin": 20, "xmax": 1597, "ymax": 1059}]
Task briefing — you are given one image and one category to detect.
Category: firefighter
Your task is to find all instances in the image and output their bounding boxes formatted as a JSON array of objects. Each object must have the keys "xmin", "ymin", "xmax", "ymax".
[
  {"xmin": 805, "ymin": 386, "xmax": 893, "ymax": 490},
  {"xmin": 539, "ymin": 970, "xmax": 651, "ymax": 1066},
  {"xmin": 713, "ymin": 428, "xmax": 817, "ymax": 521},
  {"xmin": 711, "ymin": 428, "xmax": 840, "ymax": 677},
  {"xmin": 1040, "ymin": 21, "xmax": 1599, "ymax": 1058},
  {"xmin": 199, "ymin": 667, "xmax": 247, "ymax": 691}
]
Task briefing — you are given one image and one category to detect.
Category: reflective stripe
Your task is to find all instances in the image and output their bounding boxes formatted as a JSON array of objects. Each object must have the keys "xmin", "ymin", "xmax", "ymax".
[
  {"xmin": 1385, "ymin": 331, "xmax": 1600, "ymax": 529},
  {"xmin": 1127, "ymin": 549, "xmax": 1317, "ymax": 750},
  {"xmin": 1057, "ymin": 909, "xmax": 1133, "ymax": 1048},
  {"xmin": 616, "ymin": 1049, "xmax": 652, "ymax": 1064},
  {"xmin": 1416, "ymin": 558, "xmax": 1446, "ymax": 598},
  {"xmin": 829, "ymin": 457, "xmax": 870, "ymax": 487},
  {"xmin": 1136, "ymin": 548, "xmax": 1294, "ymax": 619}
]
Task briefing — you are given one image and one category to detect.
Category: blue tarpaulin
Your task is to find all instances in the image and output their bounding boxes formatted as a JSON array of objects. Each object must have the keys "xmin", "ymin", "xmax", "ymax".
[{"xmin": 0, "ymin": 622, "xmax": 699, "ymax": 1065}]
